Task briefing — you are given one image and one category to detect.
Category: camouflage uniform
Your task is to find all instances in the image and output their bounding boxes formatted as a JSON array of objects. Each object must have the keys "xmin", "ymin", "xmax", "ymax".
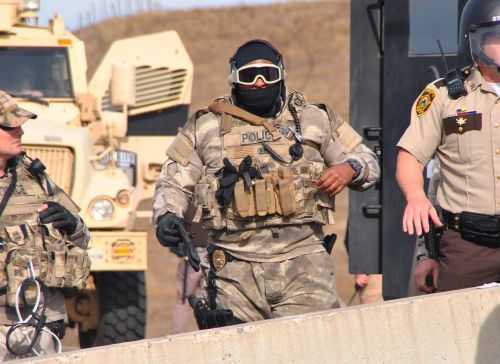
[
  {"xmin": 0, "ymin": 92, "xmax": 90, "ymax": 359},
  {"xmin": 154, "ymin": 91, "xmax": 379, "ymax": 322}
]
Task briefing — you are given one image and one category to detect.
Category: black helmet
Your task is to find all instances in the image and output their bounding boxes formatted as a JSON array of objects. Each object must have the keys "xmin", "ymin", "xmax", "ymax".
[{"xmin": 458, "ymin": 0, "xmax": 500, "ymax": 65}]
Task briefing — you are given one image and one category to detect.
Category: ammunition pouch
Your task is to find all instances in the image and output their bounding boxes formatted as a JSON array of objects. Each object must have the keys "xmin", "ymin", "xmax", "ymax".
[
  {"xmin": 0, "ymin": 223, "xmax": 91, "ymax": 306},
  {"xmin": 5, "ymin": 248, "xmax": 44, "ymax": 306},
  {"xmin": 193, "ymin": 174, "xmax": 225, "ymax": 230},
  {"xmin": 193, "ymin": 161, "xmax": 335, "ymax": 231},
  {"xmin": 443, "ymin": 210, "xmax": 500, "ymax": 248}
]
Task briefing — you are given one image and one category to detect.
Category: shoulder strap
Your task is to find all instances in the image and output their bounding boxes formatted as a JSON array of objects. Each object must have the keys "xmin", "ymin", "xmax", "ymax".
[
  {"xmin": 22, "ymin": 154, "xmax": 54, "ymax": 197},
  {"xmin": 0, "ymin": 167, "xmax": 17, "ymax": 218},
  {"xmin": 208, "ymin": 103, "xmax": 281, "ymax": 141},
  {"xmin": 288, "ymin": 92, "xmax": 320, "ymax": 151}
]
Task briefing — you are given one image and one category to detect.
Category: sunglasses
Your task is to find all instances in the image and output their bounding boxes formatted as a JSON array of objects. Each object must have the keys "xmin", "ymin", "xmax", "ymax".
[
  {"xmin": 234, "ymin": 63, "xmax": 283, "ymax": 85},
  {"xmin": 0, "ymin": 125, "xmax": 18, "ymax": 131}
]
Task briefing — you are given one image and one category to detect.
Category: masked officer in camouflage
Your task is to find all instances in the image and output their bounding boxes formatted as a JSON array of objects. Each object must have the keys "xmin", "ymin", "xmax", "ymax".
[
  {"xmin": 154, "ymin": 40, "xmax": 379, "ymax": 325},
  {"xmin": 397, "ymin": 0, "xmax": 500, "ymax": 293},
  {"xmin": 0, "ymin": 91, "xmax": 90, "ymax": 359}
]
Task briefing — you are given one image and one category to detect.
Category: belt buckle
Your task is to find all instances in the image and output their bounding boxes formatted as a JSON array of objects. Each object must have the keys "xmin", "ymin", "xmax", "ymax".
[{"xmin": 212, "ymin": 249, "xmax": 227, "ymax": 271}]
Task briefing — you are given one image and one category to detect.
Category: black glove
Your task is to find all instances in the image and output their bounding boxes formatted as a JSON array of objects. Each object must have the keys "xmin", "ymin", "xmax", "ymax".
[
  {"xmin": 156, "ymin": 213, "xmax": 187, "ymax": 247},
  {"xmin": 156, "ymin": 214, "xmax": 201, "ymax": 270},
  {"xmin": 39, "ymin": 201, "xmax": 78, "ymax": 236}
]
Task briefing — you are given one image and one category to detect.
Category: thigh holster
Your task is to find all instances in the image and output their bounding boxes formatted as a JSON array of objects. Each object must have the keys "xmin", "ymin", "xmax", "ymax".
[{"xmin": 189, "ymin": 247, "xmax": 244, "ymax": 329}]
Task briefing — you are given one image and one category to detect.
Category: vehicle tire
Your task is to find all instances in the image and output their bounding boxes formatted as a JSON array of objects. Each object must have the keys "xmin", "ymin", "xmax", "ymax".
[{"xmin": 93, "ymin": 271, "xmax": 147, "ymax": 346}]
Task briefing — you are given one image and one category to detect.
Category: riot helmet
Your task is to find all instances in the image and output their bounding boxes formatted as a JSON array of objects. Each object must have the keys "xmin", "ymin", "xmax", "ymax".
[
  {"xmin": 228, "ymin": 39, "xmax": 287, "ymax": 117},
  {"xmin": 459, "ymin": 0, "xmax": 500, "ymax": 69}
]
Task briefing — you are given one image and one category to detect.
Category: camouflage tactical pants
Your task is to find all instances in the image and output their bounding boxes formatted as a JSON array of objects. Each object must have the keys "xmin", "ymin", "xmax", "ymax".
[{"xmin": 207, "ymin": 251, "xmax": 341, "ymax": 322}]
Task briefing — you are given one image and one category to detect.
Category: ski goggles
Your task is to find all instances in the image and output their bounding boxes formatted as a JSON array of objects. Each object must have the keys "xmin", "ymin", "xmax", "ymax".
[{"xmin": 231, "ymin": 63, "xmax": 284, "ymax": 85}]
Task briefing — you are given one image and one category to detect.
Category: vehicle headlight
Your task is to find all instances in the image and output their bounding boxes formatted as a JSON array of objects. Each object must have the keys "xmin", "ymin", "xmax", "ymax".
[{"xmin": 90, "ymin": 198, "xmax": 115, "ymax": 221}]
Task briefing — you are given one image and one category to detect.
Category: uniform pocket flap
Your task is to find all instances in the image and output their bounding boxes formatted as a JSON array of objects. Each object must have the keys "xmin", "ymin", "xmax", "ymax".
[{"xmin": 443, "ymin": 113, "xmax": 482, "ymax": 135}]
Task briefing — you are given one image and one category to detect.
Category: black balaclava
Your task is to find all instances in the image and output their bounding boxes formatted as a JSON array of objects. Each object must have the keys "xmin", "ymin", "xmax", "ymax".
[{"xmin": 231, "ymin": 40, "xmax": 285, "ymax": 118}]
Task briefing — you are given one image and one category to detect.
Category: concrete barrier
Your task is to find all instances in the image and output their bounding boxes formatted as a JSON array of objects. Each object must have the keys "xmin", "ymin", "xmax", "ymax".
[{"xmin": 21, "ymin": 285, "xmax": 500, "ymax": 364}]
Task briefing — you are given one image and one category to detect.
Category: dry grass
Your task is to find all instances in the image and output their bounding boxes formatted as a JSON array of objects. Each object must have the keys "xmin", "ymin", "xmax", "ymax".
[{"xmin": 72, "ymin": 0, "xmax": 355, "ymax": 340}]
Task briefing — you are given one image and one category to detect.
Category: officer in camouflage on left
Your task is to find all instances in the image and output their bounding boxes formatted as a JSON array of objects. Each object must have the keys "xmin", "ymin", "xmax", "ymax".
[{"xmin": 0, "ymin": 91, "xmax": 90, "ymax": 359}]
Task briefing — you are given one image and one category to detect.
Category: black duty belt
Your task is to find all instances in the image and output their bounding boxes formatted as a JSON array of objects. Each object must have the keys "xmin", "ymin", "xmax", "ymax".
[{"xmin": 442, "ymin": 210, "xmax": 500, "ymax": 248}]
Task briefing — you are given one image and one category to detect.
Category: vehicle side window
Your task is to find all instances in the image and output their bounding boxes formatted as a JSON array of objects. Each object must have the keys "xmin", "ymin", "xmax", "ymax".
[
  {"xmin": 409, "ymin": 0, "xmax": 459, "ymax": 56},
  {"xmin": 0, "ymin": 47, "xmax": 73, "ymax": 98}
]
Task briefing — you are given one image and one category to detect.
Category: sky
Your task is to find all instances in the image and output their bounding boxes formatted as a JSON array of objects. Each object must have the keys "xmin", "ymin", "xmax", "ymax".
[{"xmin": 38, "ymin": 0, "xmax": 286, "ymax": 30}]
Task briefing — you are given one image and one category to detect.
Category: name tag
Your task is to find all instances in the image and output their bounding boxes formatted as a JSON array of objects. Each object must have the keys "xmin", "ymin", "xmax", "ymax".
[
  {"xmin": 224, "ymin": 126, "xmax": 272, "ymax": 148},
  {"xmin": 240, "ymin": 130, "xmax": 272, "ymax": 145},
  {"xmin": 0, "ymin": 183, "xmax": 29, "ymax": 198}
]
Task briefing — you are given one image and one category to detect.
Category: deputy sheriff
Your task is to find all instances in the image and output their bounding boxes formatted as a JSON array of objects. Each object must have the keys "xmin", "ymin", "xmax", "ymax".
[
  {"xmin": 0, "ymin": 91, "xmax": 90, "ymax": 359},
  {"xmin": 154, "ymin": 39, "xmax": 380, "ymax": 326},
  {"xmin": 396, "ymin": 0, "xmax": 500, "ymax": 293}
]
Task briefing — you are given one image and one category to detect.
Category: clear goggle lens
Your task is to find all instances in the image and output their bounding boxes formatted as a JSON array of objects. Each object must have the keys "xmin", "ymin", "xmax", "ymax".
[
  {"xmin": 236, "ymin": 63, "xmax": 283, "ymax": 85},
  {"xmin": 469, "ymin": 23, "xmax": 500, "ymax": 67}
]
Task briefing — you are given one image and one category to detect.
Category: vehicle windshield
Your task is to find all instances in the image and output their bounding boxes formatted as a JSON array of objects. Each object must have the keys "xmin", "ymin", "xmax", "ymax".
[{"xmin": 0, "ymin": 47, "xmax": 73, "ymax": 98}]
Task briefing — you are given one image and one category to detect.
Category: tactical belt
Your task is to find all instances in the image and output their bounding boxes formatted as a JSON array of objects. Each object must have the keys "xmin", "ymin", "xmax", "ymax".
[{"xmin": 442, "ymin": 210, "xmax": 500, "ymax": 248}]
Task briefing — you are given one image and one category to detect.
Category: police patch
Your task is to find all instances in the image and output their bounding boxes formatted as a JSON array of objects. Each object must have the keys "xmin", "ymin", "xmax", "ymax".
[
  {"xmin": 240, "ymin": 129, "xmax": 272, "ymax": 145},
  {"xmin": 415, "ymin": 88, "xmax": 436, "ymax": 117}
]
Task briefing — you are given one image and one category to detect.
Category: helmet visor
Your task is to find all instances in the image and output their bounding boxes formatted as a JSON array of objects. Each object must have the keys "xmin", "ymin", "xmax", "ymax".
[
  {"xmin": 235, "ymin": 63, "xmax": 283, "ymax": 85},
  {"xmin": 469, "ymin": 23, "xmax": 500, "ymax": 67}
]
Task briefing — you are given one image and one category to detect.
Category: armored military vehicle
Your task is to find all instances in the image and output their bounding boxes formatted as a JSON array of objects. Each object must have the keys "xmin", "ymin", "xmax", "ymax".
[
  {"xmin": 349, "ymin": 0, "xmax": 468, "ymax": 299},
  {"xmin": 0, "ymin": 0, "xmax": 193, "ymax": 346}
]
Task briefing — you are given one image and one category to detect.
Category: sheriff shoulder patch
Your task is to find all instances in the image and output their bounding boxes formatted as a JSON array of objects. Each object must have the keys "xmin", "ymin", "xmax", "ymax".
[{"xmin": 415, "ymin": 88, "xmax": 436, "ymax": 117}]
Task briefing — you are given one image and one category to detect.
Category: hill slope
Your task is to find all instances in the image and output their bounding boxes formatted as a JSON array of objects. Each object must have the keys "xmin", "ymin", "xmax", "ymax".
[{"xmin": 76, "ymin": 0, "xmax": 350, "ymax": 117}]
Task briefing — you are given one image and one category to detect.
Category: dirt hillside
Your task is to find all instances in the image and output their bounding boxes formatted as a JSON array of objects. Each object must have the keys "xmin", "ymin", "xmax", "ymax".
[
  {"xmin": 76, "ymin": 0, "xmax": 350, "ymax": 118},
  {"xmin": 70, "ymin": 0, "xmax": 355, "ymax": 341}
]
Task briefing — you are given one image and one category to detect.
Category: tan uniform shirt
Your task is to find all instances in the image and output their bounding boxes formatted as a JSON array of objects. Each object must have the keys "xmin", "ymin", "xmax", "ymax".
[
  {"xmin": 398, "ymin": 68, "xmax": 500, "ymax": 215},
  {"xmin": 154, "ymin": 92, "xmax": 380, "ymax": 262}
]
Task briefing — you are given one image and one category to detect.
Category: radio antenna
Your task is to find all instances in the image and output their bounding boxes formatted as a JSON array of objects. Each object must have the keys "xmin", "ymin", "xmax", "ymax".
[{"xmin": 437, "ymin": 39, "xmax": 449, "ymax": 71}]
